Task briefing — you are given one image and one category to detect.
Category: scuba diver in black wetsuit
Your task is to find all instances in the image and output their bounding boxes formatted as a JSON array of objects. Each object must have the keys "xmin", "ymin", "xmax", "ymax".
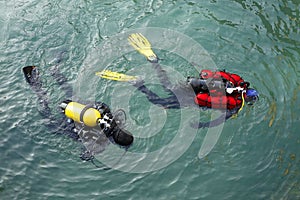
[
  {"xmin": 22, "ymin": 64, "xmax": 133, "ymax": 163},
  {"xmin": 98, "ymin": 33, "xmax": 259, "ymax": 128}
]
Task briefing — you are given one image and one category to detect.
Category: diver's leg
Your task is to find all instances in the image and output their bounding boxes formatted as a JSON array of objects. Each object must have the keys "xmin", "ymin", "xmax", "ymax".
[
  {"xmin": 133, "ymin": 81, "xmax": 180, "ymax": 109},
  {"xmin": 134, "ymin": 82, "xmax": 165, "ymax": 104},
  {"xmin": 50, "ymin": 65, "xmax": 72, "ymax": 98},
  {"xmin": 152, "ymin": 63, "xmax": 200, "ymax": 108},
  {"xmin": 152, "ymin": 63, "xmax": 173, "ymax": 90},
  {"xmin": 152, "ymin": 63, "xmax": 184, "ymax": 107}
]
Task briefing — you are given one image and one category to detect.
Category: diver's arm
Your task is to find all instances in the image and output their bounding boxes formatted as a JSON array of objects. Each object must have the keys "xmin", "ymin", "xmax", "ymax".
[
  {"xmin": 133, "ymin": 82, "xmax": 162, "ymax": 101},
  {"xmin": 192, "ymin": 109, "xmax": 236, "ymax": 128}
]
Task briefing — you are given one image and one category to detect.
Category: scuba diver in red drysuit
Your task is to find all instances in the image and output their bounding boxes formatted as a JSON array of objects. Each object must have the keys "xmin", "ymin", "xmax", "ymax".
[
  {"xmin": 117, "ymin": 32, "xmax": 259, "ymax": 128},
  {"xmin": 131, "ymin": 62, "xmax": 259, "ymax": 128}
]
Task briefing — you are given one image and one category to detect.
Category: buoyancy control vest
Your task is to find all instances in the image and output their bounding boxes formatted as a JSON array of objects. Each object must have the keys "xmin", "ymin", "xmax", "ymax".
[
  {"xmin": 200, "ymin": 69, "xmax": 246, "ymax": 87},
  {"xmin": 195, "ymin": 70, "xmax": 248, "ymax": 110}
]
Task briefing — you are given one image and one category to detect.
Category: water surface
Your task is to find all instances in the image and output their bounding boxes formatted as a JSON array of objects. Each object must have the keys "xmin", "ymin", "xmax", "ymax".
[{"xmin": 0, "ymin": 0, "xmax": 299, "ymax": 199}]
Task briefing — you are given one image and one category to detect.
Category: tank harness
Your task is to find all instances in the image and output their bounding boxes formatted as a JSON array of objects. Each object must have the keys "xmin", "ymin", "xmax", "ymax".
[
  {"xmin": 60, "ymin": 100, "xmax": 134, "ymax": 147},
  {"xmin": 60, "ymin": 100, "xmax": 115, "ymax": 136}
]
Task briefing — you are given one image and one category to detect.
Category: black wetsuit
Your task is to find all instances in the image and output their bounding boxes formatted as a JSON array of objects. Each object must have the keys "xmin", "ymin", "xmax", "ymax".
[
  {"xmin": 23, "ymin": 64, "xmax": 130, "ymax": 162},
  {"xmin": 132, "ymin": 62, "xmax": 238, "ymax": 128}
]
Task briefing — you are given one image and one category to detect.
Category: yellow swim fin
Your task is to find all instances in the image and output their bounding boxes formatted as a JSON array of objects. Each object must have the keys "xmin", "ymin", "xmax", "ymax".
[
  {"xmin": 95, "ymin": 70, "xmax": 138, "ymax": 82},
  {"xmin": 128, "ymin": 33, "xmax": 158, "ymax": 63}
]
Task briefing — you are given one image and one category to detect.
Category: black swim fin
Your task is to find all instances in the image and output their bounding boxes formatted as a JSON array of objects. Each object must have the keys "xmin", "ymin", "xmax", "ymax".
[
  {"xmin": 22, "ymin": 66, "xmax": 50, "ymax": 116},
  {"xmin": 23, "ymin": 66, "xmax": 40, "ymax": 86}
]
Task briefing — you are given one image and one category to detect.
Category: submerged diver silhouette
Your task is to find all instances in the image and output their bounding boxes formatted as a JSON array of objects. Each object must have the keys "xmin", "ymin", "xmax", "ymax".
[{"xmin": 23, "ymin": 60, "xmax": 133, "ymax": 167}]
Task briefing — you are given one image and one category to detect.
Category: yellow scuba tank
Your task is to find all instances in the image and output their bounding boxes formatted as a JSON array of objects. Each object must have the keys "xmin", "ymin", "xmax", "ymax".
[{"xmin": 61, "ymin": 101, "xmax": 101, "ymax": 127}]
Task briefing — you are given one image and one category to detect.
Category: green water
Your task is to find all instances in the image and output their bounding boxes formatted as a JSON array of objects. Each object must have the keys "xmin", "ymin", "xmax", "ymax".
[{"xmin": 1, "ymin": 0, "xmax": 300, "ymax": 199}]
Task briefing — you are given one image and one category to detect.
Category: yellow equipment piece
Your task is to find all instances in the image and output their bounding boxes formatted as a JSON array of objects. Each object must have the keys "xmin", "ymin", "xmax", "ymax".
[
  {"xmin": 128, "ymin": 33, "xmax": 158, "ymax": 63},
  {"xmin": 64, "ymin": 102, "xmax": 101, "ymax": 127},
  {"xmin": 95, "ymin": 70, "xmax": 137, "ymax": 82}
]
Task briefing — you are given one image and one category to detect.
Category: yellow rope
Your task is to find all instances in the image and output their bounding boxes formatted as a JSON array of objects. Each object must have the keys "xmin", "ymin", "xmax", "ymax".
[
  {"xmin": 232, "ymin": 91, "xmax": 245, "ymax": 118},
  {"xmin": 237, "ymin": 91, "xmax": 246, "ymax": 114}
]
